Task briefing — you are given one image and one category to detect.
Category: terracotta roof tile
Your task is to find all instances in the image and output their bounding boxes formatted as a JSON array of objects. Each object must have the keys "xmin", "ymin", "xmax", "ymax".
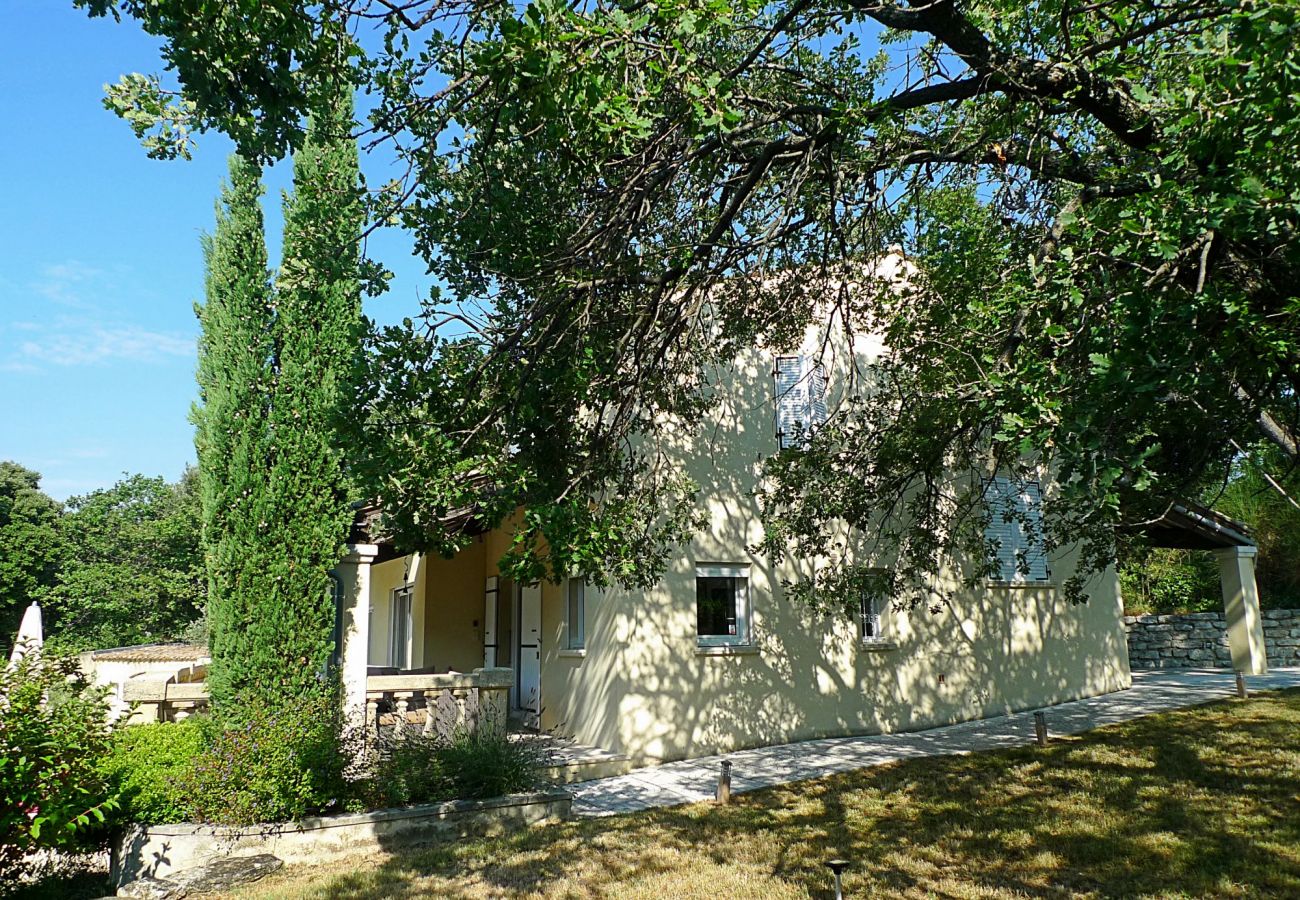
[{"xmin": 91, "ymin": 643, "xmax": 209, "ymax": 663}]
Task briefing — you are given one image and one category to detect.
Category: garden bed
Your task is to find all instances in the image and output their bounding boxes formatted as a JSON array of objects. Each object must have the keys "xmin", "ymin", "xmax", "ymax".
[{"xmin": 111, "ymin": 789, "xmax": 572, "ymax": 888}]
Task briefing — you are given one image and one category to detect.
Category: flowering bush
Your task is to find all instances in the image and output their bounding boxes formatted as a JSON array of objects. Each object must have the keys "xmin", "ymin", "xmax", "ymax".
[
  {"xmin": 0, "ymin": 652, "xmax": 120, "ymax": 885},
  {"xmin": 358, "ymin": 710, "xmax": 543, "ymax": 809},
  {"xmin": 186, "ymin": 693, "xmax": 349, "ymax": 826}
]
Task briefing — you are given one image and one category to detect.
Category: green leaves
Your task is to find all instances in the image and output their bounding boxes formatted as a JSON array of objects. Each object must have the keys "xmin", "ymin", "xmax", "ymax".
[
  {"xmin": 0, "ymin": 654, "xmax": 122, "ymax": 880},
  {"xmin": 196, "ymin": 87, "xmax": 362, "ymax": 717},
  {"xmin": 41, "ymin": 471, "xmax": 204, "ymax": 653},
  {"xmin": 91, "ymin": 0, "xmax": 1300, "ymax": 615}
]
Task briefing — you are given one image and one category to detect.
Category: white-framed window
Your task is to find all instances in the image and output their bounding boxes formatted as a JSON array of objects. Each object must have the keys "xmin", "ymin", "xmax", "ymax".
[
  {"xmin": 775, "ymin": 355, "xmax": 827, "ymax": 450},
  {"xmin": 390, "ymin": 585, "xmax": 413, "ymax": 669},
  {"xmin": 984, "ymin": 476, "xmax": 1049, "ymax": 582},
  {"xmin": 567, "ymin": 577, "xmax": 586, "ymax": 650},
  {"xmin": 696, "ymin": 564, "xmax": 751, "ymax": 646},
  {"xmin": 860, "ymin": 594, "xmax": 884, "ymax": 642}
]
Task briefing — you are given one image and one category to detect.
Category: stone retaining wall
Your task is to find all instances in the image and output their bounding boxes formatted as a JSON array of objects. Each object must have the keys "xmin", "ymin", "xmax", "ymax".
[
  {"xmin": 1124, "ymin": 609, "xmax": 1300, "ymax": 669},
  {"xmin": 112, "ymin": 789, "xmax": 572, "ymax": 888}
]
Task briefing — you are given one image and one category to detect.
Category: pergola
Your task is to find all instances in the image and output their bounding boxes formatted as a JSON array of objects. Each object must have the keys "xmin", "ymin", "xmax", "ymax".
[{"xmin": 1139, "ymin": 502, "xmax": 1268, "ymax": 674}]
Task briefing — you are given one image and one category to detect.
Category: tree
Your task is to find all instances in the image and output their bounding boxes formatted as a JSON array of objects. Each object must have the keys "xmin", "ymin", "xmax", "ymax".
[
  {"xmin": 0, "ymin": 462, "xmax": 61, "ymax": 653},
  {"xmin": 253, "ymin": 85, "xmax": 365, "ymax": 707},
  {"xmin": 82, "ymin": 1, "xmax": 1300, "ymax": 610},
  {"xmin": 42, "ymin": 470, "xmax": 204, "ymax": 653},
  {"xmin": 193, "ymin": 93, "xmax": 362, "ymax": 714},
  {"xmin": 192, "ymin": 154, "xmax": 277, "ymax": 711}
]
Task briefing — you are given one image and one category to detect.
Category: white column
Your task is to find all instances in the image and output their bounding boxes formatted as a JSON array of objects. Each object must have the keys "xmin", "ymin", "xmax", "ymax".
[
  {"xmin": 1215, "ymin": 546, "xmax": 1268, "ymax": 675},
  {"xmin": 337, "ymin": 543, "xmax": 380, "ymax": 732}
]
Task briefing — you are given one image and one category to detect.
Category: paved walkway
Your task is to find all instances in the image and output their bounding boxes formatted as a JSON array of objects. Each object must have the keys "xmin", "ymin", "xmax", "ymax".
[{"xmin": 571, "ymin": 667, "xmax": 1300, "ymax": 817}]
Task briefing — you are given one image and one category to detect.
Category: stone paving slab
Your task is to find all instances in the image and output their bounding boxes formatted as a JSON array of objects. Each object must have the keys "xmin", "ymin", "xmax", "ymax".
[{"xmin": 570, "ymin": 668, "xmax": 1300, "ymax": 817}]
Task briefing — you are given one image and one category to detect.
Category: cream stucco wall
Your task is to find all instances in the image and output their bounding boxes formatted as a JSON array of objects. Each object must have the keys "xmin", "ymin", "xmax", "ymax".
[
  {"xmin": 532, "ymin": 283, "xmax": 1131, "ymax": 763},
  {"xmin": 369, "ymin": 556, "xmax": 423, "ymax": 667},
  {"xmin": 421, "ymin": 541, "xmax": 489, "ymax": 672}
]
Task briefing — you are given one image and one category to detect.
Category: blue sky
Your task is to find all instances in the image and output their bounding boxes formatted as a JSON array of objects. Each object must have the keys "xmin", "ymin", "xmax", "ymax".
[{"xmin": 0, "ymin": 2, "xmax": 435, "ymax": 500}]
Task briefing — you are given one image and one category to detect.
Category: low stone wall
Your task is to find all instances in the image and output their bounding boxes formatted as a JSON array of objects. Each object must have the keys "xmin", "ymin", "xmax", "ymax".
[
  {"xmin": 1124, "ymin": 609, "xmax": 1300, "ymax": 669},
  {"xmin": 111, "ymin": 789, "xmax": 572, "ymax": 888}
]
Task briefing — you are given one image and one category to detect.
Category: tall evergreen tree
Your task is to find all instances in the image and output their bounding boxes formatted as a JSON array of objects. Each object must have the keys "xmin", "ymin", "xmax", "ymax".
[
  {"xmin": 257, "ymin": 86, "xmax": 364, "ymax": 706},
  {"xmin": 192, "ymin": 155, "xmax": 275, "ymax": 712},
  {"xmin": 194, "ymin": 88, "xmax": 362, "ymax": 715}
]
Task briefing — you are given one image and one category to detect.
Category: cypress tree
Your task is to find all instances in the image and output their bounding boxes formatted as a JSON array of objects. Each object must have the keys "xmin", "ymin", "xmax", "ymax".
[
  {"xmin": 192, "ymin": 156, "xmax": 276, "ymax": 712},
  {"xmin": 255, "ymin": 86, "xmax": 364, "ymax": 707},
  {"xmin": 194, "ymin": 88, "xmax": 362, "ymax": 716}
]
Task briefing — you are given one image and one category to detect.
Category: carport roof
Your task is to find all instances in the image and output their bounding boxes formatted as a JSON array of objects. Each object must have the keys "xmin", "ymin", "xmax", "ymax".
[{"xmin": 1139, "ymin": 501, "xmax": 1255, "ymax": 550}]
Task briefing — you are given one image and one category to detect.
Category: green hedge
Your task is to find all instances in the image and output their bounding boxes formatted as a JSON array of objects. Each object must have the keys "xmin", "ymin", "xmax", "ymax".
[
  {"xmin": 102, "ymin": 705, "xmax": 540, "ymax": 827},
  {"xmin": 100, "ymin": 721, "xmax": 203, "ymax": 825}
]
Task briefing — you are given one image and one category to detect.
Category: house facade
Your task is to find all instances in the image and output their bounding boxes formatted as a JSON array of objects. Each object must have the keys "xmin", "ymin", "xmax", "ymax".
[{"xmin": 330, "ymin": 259, "xmax": 1162, "ymax": 765}]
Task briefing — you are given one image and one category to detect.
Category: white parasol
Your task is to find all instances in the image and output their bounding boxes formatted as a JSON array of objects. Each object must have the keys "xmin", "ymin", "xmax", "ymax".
[{"xmin": 7, "ymin": 602, "xmax": 43, "ymax": 669}]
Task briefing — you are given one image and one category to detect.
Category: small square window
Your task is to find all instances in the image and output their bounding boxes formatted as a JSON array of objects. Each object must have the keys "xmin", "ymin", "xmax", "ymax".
[
  {"xmin": 567, "ymin": 577, "xmax": 586, "ymax": 650},
  {"xmin": 696, "ymin": 565, "xmax": 751, "ymax": 646}
]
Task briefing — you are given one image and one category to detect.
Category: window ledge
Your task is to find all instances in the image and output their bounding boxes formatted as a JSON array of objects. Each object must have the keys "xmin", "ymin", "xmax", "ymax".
[
  {"xmin": 986, "ymin": 580, "xmax": 1055, "ymax": 589},
  {"xmin": 695, "ymin": 644, "xmax": 760, "ymax": 657},
  {"xmin": 557, "ymin": 648, "xmax": 587, "ymax": 659},
  {"xmin": 860, "ymin": 640, "xmax": 899, "ymax": 652}
]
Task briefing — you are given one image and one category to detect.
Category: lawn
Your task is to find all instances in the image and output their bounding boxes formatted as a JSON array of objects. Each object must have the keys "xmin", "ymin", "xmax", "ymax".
[{"xmin": 225, "ymin": 689, "xmax": 1300, "ymax": 899}]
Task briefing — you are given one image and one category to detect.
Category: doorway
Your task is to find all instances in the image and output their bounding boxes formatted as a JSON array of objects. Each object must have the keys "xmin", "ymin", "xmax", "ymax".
[{"xmin": 516, "ymin": 583, "xmax": 541, "ymax": 728}]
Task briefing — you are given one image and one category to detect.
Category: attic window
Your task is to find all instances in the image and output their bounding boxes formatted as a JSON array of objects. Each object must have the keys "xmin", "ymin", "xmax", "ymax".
[{"xmin": 775, "ymin": 355, "xmax": 827, "ymax": 450}]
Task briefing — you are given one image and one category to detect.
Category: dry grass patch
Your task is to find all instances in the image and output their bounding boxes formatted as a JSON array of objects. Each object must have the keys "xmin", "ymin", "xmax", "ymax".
[{"xmin": 224, "ymin": 689, "xmax": 1300, "ymax": 899}]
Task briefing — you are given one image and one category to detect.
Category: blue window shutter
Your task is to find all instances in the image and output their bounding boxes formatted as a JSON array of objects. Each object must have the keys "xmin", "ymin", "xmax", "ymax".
[
  {"xmin": 775, "ymin": 356, "xmax": 804, "ymax": 449},
  {"xmin": 984, "ymin": 476, "xmax": 1048, "ymax": 581}
]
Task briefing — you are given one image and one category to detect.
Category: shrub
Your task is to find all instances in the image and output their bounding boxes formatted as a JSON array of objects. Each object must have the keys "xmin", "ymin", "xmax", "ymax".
[
  {"xmin": 362, "ymin": 723, "xmax": 543, "ymax": 808},
  {"xmin": 438, "ymin": 729, "xmax": 543, "ymax": 800},
  {"xmin": 187, "ymin": 693, "xmax": 349, "ymax": 825},
  {"xmin": 1119, "ymin": 546, "xmax": 1221, "ymax": 614},
  {"xmin": 0, "ymin": 652, "xmax": 120, "ymax": 885},
  {"xmin": 100, "ymin": 720, "xmax": 203, "ymax": 825}
]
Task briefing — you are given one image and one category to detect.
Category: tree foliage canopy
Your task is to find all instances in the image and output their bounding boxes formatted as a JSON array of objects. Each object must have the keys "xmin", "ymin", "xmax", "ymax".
[
  {"xmin": 83, "ymin": 0, "xmax": 1300, "ymax": 609},
  {"xmin": 43, "ymin": 470, "xmax": 204, "ymax": 652},
  {"xmin": 0, "ymin": 462, "xmax": 61, "ymax": 652},
  {"xmin": 0, "ymin": 464, "xmax": 205, "ymax": 655}
]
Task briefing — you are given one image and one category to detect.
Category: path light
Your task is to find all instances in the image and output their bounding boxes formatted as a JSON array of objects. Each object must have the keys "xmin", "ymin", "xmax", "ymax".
[
  {"xmin": 716, "ymin": 759, "xmax": 732, "ymax": 804},
  {"xmin": 1033, "ymin": 711, "xmax": 1048, "ymax": 747},
  {"xmin": 824, "ymin": 858, "xmax": 850, "ymax": 900},
  {"xmin": 1236, "ymin": 672, "xmax": 1249, "ymax": 699}
]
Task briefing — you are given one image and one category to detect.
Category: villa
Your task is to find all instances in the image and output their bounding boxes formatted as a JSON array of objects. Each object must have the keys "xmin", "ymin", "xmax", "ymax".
[{"xmin": 328, "ymin": 256, "xmax": 1273, "ymax": 770}]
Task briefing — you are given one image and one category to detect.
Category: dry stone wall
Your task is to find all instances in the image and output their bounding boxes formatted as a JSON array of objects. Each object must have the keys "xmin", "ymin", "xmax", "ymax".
[{"xmin": 1124, "ymin": 609, "xmax": 1300, "ymax": 669}]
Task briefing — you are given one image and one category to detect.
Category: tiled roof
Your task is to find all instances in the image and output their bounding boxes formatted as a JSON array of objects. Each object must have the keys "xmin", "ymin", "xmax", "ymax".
[{"xmin": 90, "ymin": 643, "xmax": 209, "ymax": 663}]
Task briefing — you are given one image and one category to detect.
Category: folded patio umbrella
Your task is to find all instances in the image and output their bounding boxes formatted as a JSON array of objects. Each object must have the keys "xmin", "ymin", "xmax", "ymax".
[{"xmin": 7, "ymin": 602, "xmax": 43, "ymax": 669}]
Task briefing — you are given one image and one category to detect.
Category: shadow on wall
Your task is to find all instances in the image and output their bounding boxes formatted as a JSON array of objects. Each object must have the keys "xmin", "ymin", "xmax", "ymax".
[{"xmin": 541, "ymin": 331, "xmax": 1130, "ymax": 765}]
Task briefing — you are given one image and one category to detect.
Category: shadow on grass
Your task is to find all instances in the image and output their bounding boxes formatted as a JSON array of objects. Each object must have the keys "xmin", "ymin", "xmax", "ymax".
[{"xmin": 238, "ymin": 688, "xmax": 1300, "ymax": 899}]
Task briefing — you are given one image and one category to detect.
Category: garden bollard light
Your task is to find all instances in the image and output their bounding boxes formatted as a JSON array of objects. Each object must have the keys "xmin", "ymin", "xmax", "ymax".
[
  {"xmin": 1034, "ymin": 711, "xmax": 1048, "ymax": 746},
  {"xmin": 716, "ymin": 759, "xmax": 732, "ymax": 804},
  {"xmin": 825, "ymin": 858, "xmax": 850, "ymax": 900},
  {"xmin": 1236, "ymin": 672, "xmax": 1249, "ymax": 699}
]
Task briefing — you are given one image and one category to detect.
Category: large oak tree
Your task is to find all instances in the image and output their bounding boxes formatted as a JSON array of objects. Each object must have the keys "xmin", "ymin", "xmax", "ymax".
[{"xmin": 82, "ymin": 0, "xmax": 1300, "ymax": 610}]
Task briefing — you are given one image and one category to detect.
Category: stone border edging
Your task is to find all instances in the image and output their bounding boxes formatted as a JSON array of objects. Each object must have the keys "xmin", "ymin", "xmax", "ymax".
[{"xmin": 112, "ymin": 789, "xmax": 572, "ymax": 888}]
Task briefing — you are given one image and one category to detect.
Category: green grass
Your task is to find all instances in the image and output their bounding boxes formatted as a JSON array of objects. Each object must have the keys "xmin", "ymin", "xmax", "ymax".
[{"xmin": 223, "ymin": 689, "xmax": 1300, "ymax": 899}]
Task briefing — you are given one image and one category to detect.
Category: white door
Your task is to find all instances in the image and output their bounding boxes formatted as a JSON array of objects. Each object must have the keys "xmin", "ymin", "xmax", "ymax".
[
  {"xmin": 390, "ymin": 586, "xmax": 413, "ymax": 670},
  {"xmin": 516, "ymin": 583, "xmax": 541, "ymax": 726}
]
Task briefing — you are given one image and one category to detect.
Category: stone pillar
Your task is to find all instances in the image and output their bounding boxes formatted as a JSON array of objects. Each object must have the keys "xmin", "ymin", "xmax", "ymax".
[
  {"xmin": 337, "ymin": 543, "xmax": 380, "ymax": 733},
  {"xmin": 1215, "ymin": 546, "xmax": 1268, "ymax": 675}
]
